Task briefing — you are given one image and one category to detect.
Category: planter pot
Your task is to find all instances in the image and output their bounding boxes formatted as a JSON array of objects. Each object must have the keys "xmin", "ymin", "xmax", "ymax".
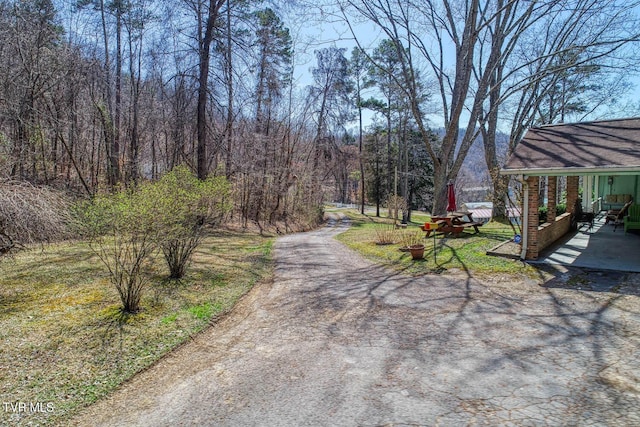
[{"xmin": 409, "ymin": 244, "xmax": 425, "ymax": 260}]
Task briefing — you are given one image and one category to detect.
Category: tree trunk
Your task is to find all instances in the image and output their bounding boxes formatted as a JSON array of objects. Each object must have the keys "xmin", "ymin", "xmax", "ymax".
[
  {"xmin": 358, "ymin": 100, "xmax": 365, "ymax": 215},
  {"xmin": 114, "ymin": 2, "xmax": 122, "ymax": 184},
  {"xmin": 197, "ymin": 0, "xmax": 226, "ymax": 180},
  {"xmin": 98, "ymin": 0, "xmax": 119, "ymax": 187},
  {"xmin": 431, "ymin": 164, "xmax": 448, "ymax": 216},
  {"xmin": 224, "ymin": 2, "xmax": 233, "ymax": 178},
  {"xmin": 128, "ymin": 24, "xmax": 142, "ymax": 184}
]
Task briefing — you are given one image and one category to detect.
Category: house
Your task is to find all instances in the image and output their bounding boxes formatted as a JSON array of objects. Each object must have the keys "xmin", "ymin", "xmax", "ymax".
[{"xmin": 501, "ymin": 117, "xmax": 640, "ymax": 260}]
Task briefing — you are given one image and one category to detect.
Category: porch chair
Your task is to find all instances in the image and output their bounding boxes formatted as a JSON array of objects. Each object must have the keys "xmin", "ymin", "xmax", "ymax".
[
  {"xmin": 573, "ymin": 199, "xmax": 594, "ymax": 230},
  {"xmin": 606, "ymin": 199, "xmax": 633, "ymax": 231},
  {"xmin": 624, "ymin": 205, "xmax": 640, "ymax": 234}
]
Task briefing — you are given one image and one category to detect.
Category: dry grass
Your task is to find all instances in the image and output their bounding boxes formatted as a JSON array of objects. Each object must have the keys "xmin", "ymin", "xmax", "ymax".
[
  {"xmin": 0, "ymin": 230, "xmax": 273, "ymax": 426},
  {"xmin": 373, "ymin": 223, "xmax": 397, "ymax": 245},
  {"xmin": 398, "ymin": 229, "xmax": 425, "ymax": 248}
]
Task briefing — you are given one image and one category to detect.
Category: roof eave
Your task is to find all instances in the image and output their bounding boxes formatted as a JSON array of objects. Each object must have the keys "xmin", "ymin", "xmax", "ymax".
[{"xmin": 500, "ymin": 166, "xmax": 640, "ymax": 176}]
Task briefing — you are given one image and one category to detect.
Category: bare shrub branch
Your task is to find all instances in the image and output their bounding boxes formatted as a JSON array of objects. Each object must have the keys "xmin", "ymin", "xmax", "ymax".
[{"xmin": 0, "ymin": 180, "xmax": 69, "ymax": 255}]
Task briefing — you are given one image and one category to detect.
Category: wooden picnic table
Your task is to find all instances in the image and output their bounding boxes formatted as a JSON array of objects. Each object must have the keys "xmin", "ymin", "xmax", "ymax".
[{"xmin": 422, "ymin": 212, "xmax": 483, "ymax": 237}]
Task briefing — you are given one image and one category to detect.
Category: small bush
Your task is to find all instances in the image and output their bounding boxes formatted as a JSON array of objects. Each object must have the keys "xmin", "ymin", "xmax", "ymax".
[
  {"xmin": 374, "ymin": 224, "xmax": 396, "ymax": 245},
  {"xmin": 538, "ymin": 206, "xmax": 548, "ymax": 224},
  {"xmin": 141, "ymin": 166, "xmax": 231, "ymax": 279},
  {"xmin": 399, "ymin": 229, "xmax": 424, "ymax": 248},
  {"xmin": 386, "ymin": 195, "xmax": 407, "ymax": 220},
  {"xmin": 538, "ymin": 204, "xmax": 568, "ymax": 224},
  {"xmin": 75, "ymin": 167, "xmax": 231, "ymax": 312},
  {"xmin": 556, "ymin": 203, "xmax": 567, "ymax": 216},
  {"xmin": 0, "ymin": 181, "xmax": 69, "ymax": 256},
  {"xmin": 77, "ymin": 188, "xmax": 157, "ymax": 313}
]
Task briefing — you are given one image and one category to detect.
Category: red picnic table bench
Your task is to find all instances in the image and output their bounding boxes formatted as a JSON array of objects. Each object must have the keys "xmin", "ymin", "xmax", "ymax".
[{"xmin": 421, "ymin": 212, "xmax": 483, "ymax": 237}]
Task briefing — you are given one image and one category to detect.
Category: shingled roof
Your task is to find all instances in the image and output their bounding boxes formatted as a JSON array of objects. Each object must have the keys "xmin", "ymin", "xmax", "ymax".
[{"xmin": 502, "ymin": 118, "xmax": 640, "ymax": 175}]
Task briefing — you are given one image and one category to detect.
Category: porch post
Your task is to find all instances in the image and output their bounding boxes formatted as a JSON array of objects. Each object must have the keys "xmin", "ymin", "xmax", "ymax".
[
  {"xmin": 584, "ymin": 176, "xmax": 593, "ymax": 212},
  {"xmin": 526, "ymin": 176, "xmax": 540, "ymax": 259},
  {"xmin": 547, "ymin": 176, "xmax": 557, "ymax": 223},
  {"xmin": 567, "ymin": 176, "xmax": 580, "ymax": 214},
  {"xmin": 594, "ymin": 176, "xmax": 601, "ymax": 212}
]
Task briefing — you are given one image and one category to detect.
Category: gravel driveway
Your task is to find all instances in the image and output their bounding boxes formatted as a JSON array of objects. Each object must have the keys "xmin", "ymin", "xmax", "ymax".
[{"xmin": 71, "ymin": 216, "xmax": 640, "ymax": 426}]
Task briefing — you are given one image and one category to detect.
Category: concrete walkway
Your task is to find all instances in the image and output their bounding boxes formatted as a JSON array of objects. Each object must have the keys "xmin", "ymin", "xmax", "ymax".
[{"xmin": 537, "ymin": 215, "xmax": 640, "ymax": 272}]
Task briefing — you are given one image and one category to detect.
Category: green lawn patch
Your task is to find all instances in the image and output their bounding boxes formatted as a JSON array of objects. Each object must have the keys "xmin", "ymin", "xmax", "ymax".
[
  {"xmin": 335, "ymin": 210, "xmax": 536, "ymax": 278},
  {"xmin": 0, "ymin": 231, "xmax": 273, "ymax": 426}
]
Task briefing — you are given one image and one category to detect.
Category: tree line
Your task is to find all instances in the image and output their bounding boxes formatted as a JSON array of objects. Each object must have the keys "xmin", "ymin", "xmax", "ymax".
[
  {"xmin": 0, "ymin": 0, "xmax": 440, "ymax": 231},
  {"xmin": 0, "ymin": 0, "xmax": 321, "ymax": 231},
  {"xmin": 1, "ymin": 0, "xmax": 640, "ymax": 234}
]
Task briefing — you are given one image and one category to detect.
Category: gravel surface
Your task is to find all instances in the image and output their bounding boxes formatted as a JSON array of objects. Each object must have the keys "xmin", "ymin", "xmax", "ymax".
[{"xmin": 69, "ymin": 214, "xmax": 640, "ymax": 426}]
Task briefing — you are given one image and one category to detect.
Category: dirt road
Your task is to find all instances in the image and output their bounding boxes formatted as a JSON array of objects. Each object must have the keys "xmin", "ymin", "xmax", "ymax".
[{"xmin": 70, "ymin": 216, "xmax": 640, "ymax": 426}]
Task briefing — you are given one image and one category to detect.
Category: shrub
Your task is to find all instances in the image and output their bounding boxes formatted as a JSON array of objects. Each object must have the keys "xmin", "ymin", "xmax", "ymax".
[
  {"xmin": 538, "ymin": 204, "xmax": 568, "ymax": 224},
  {"xmin": 0, "ymin": 181, "xmax": 69, "ymax": 256},
  {"xmin": 141, "ymin": 166, "xmax": 231, "ymax": 279},
  {"xmin": 76, "ymin": 167, "xmax": 231, "ymax": 312},
  {"xmin": 556, "ymin": 203, "xmax": 567, "ymax": 216},
  {"xmin": 386, "ymin": 195, "xmax": 407, "ymax": 220},
  {"xmin": 374, "ymin": 224, "xmax": 396, "ymax": 245},
  {"xmin": 538, "ymin": 206, "xmax": 548, "ymax": 224},
  {"xmin": 399, "ymin": 229, "xmax": 424, "ymax": 248},
  {"xmin": 77, "ymin": 188, "xmax": 157, "ymax": 313}
]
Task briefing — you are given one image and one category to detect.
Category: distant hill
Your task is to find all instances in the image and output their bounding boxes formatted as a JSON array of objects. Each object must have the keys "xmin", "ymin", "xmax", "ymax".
[{"xmin": 432, "ymin": 128, "xmax": 510, "ymax": 203}]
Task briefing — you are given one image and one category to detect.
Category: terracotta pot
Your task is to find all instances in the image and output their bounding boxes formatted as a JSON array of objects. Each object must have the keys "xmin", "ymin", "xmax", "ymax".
[{"xmin": 409, "ymin": 244, "xmax": 425, "ymax": 260}]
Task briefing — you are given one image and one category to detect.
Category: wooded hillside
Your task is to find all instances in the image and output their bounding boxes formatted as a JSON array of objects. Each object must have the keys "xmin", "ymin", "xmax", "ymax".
[{"xmin": 1, "ymin": 0, "xmax": 639, "ymax": 234}]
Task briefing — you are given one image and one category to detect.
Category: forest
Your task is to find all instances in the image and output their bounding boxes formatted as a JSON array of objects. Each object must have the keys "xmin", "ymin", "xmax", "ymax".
[{"xmin": 1, "ymin": 0, "xmax": 640, "ymax": 251}]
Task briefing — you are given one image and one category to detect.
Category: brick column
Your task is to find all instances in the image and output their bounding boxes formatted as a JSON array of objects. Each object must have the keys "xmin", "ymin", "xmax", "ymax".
[
  {"xmin": 566, "ymin": 176, "xmax": 580, "ymax": 214},
  {"xmin": 526, "ymin": 176, "xmax": 540, "ymax": 260},
  {"xmin": 547, "ymin": 176, "xmax": 557, "ymax": 223}
]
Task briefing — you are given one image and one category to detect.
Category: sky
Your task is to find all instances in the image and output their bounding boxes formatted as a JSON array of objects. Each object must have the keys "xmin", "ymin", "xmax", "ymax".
[{"xmin": 286, "ymin": 1, "xmax": 640, "ymax": 135}]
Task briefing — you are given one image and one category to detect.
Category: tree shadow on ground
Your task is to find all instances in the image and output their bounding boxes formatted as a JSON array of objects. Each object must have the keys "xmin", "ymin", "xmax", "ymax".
[
  {"xmin": 273, "ymin": 227, "xmax": 640, "ymax": 424},
  {"xmin": 540, "ymin": 265, "xmax": 640, "ymax": 296}
]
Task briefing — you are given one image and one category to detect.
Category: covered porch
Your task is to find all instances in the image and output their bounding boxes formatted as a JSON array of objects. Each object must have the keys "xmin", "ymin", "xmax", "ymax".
[
  {"xmin": 502, "ymin": 118, "xmax": 640, "ymax": 264},
  {"xmin": 535, "ymin": 214, "xmax": 640, "ymax": 272}
]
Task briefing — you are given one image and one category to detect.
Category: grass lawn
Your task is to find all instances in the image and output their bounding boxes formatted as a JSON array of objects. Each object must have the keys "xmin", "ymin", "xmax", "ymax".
[
  {"xmin": 0, "ymin": 230, "xmax": 273, "ymax": 426},
  {"xmin": 335, "ymin": 210, "xmax": 537, "ymax": 278}
]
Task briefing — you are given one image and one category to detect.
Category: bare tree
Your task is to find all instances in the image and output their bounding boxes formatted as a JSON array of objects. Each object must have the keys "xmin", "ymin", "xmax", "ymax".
[
  {"xmin": 309, "ymin": 46, "xmax": 353, "ymax": 204},
  {"xmin": 335, "ymin": 0, "xmax": 491, "ymax": 213},
  {"xmin": 123, "ymin": 0, "xmax": 155, "ymax": 184},
  {"xmin": 0, "ymin": 0, "xmax": 66, "ymax": 182},
  {"xmin": 332, "ymin": 0, "xmax": 640, "ymax": 215},
  {"xmin": 474, "ymin": 0, "xmax": 640, "ymax": 219},
  {"xmin": 76, "ymin": 0, "xmax": 124, "ymax": 186},
  {"xmin": 194, "ymin": 0, "xmax": 227, "ymax": 179}
]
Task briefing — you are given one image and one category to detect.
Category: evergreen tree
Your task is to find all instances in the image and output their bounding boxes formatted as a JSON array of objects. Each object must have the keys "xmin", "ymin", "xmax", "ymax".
[
  {"xmin": 309, "ymin": 47, "xmax": 353, "ymax": 169},
  {"xmin": 252, "ymin": 7, "xmax": 292, "ymax": 135},
  {"xmin": 348, "ymin": 47, "xmax": 374, "ymax": 214}
]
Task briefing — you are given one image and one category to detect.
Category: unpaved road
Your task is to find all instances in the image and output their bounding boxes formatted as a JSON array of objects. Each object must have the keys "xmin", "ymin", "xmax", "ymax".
[{"xmin": 71, "ymin": 216, "xmax": 640, "ymax": 426}]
